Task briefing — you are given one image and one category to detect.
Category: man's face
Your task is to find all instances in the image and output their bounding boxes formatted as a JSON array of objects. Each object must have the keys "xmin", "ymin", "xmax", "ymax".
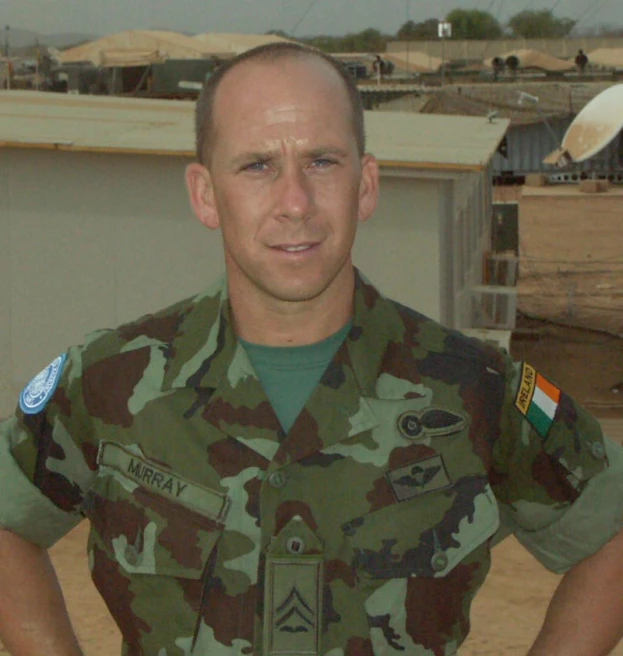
[{"xmin": 186, "ymin": 56, "xmax": 379, "ymax": 307}]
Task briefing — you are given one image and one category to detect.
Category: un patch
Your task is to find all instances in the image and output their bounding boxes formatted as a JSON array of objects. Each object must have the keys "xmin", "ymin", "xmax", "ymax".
[
  {"xmin": 19, "ymin": 353, "xmax": 67, "ymax": 415},
  {"xmin": 387, "ymin": 454, "xmax": 452, "ymax": 502}
]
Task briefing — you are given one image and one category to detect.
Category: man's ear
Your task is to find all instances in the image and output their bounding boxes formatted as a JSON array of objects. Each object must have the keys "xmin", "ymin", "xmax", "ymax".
[
  {"xmin": 185, "ymin": 163, "xmax": 220, "ymax": 230},
  {"xmin": 357, "ymin": 154, "xmax": 380, "ymax": 223}
]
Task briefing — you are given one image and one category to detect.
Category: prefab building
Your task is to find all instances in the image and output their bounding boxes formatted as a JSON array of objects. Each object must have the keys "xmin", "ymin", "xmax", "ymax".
[{"xmin": 0, "ymin": 91, "xmax": 508, "ymax": 413}]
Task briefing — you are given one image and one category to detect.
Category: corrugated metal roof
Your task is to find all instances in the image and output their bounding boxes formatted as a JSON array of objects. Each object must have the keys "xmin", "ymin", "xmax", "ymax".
[
  {"xmin": 377, "ymin": 82, "xmax": 616, "ymax": 126},
  {"xmin": 0, "ymin": 90, "xmax": 508, "ymax": 170},
  {"xmin": 365, "ymin": 111, "xmax": 508, "ymax": 168}
]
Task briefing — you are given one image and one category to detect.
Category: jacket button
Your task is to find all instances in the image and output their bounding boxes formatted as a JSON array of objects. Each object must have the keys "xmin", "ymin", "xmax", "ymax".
[
  {"xmin": 286, "ymin": 537, "xmax": 306, "ymax": 555},
  {"xmin": 268, "ymin": 471, "xmax": 288, "ymax": 488},
  {"xmin": 431, "ymin": 552, "xmax": 448, "ymax": 572},
  {"xmin": 591, "ymin": 442, "xmax": 606, "ymax": 460}
]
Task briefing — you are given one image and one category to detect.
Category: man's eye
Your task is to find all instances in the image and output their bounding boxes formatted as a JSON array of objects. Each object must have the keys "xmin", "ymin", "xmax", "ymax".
[
  {"xmin": 244, "ymin": 161, "xmax": 268, "ymax": 172},
  {"xmin": 312, "ymin": 158, "xmax": 336, "ymax": 168}
]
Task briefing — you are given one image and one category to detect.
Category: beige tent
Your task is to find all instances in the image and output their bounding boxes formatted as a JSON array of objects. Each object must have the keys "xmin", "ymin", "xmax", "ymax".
[
  {"xmin": 192, "ymin": 32, "xmax": 296, "ymax": 56},
  {"xmin": 487, "ymin": 49, "xmax": 574, "ymax": 72},
  {"xmin": 98, "ymin": 49, "xmax": 162, "ymax": 68},
  {"xmin": 383, "ymin": 51, "xmax": 443, "ymax": 74},
  {"xmin": 60, "ymin": 30, "xmax": 221, "ymax": 66},
  {"xmin": 586, "ymin": 48, "xmax": 623, "ymax": 69}
]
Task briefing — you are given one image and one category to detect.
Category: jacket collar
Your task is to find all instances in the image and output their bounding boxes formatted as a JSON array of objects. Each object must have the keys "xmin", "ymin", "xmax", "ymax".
[{"xmin": 161, "ymin": 271, "xmax": 412, "ymax": 463}]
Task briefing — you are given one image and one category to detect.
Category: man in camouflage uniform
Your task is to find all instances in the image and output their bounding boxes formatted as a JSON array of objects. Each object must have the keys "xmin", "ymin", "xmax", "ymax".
[{"xmin": 1, "ymin": 42, "xmax": 623, "ymax": 656}]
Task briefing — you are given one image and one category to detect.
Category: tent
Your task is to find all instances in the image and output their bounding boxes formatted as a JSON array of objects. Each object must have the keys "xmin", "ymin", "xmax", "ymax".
[
  {"xmin": 192, "ymin": 33, "xmax": 296, "ymax": 56},
  {"xmin": 382, "ymin": 50, "xmax": 443, "ymax": 74},
  {"xmin": 486, "ymin": 49, "xmax": 574, "ymax": 73},
  {"xmin": 59, "ymin": 30, "xmax": 222, "ymax": 66},
  {"xmin": 586, "ymin": 48, "xmax": 623, "ymax": 69}
]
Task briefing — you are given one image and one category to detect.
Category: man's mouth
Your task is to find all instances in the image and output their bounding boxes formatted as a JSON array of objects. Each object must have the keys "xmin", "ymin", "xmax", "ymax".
[{"xmin": 272, "ymin": 243, "xmax": 317, "ymax": 253}]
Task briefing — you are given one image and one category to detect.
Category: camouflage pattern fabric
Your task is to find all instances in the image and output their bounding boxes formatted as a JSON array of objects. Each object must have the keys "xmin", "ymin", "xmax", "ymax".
[{"xmin": 0, "ymin": 271, "xmax": 616, "ymax": 655}]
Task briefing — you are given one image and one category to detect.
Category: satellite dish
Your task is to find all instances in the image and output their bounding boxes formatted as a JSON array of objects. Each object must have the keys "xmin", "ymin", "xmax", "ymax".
[{"xmin": 544, "ymin": 84, "xmax": 623, "ymax": 167}]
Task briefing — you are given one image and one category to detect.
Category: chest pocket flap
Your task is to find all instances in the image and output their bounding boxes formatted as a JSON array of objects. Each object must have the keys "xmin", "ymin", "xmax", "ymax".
[
  {"xmin": 343, "ymin": 479, "xmax": 500, "ymax": 579},
  {"xmin": 87, "ymin": 441, "xmax": 230, "ymax": 579}
]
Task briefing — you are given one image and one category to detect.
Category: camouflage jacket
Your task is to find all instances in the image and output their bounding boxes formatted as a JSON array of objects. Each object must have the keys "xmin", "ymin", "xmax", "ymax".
[{"xmin": 0, "ymin": 272, "xmax": 620, "ymax": 656}]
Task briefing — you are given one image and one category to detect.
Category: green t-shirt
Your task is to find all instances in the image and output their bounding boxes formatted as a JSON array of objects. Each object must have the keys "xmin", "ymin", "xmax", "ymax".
[{"xmin": 240, "ymin": 321, "xmax": 352, "ymax": 433}]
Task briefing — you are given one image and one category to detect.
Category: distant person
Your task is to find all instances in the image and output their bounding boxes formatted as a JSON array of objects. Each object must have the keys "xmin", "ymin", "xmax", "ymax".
[
  {"xmin": 575, "ymin": 49, "xmax": 589, "ymax": 74},
  {"xmin": 372, "ymin": 54, "xmax": 384, "ymax": 79}
]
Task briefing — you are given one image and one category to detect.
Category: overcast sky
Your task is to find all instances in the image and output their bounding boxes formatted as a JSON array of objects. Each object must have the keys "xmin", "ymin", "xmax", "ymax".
[{"xmin": 2, "ymin": 0, "xmax": 621, "ymax": 37}]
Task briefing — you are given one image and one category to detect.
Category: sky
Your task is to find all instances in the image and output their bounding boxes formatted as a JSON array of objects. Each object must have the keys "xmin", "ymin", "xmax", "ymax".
[{"xmin": 1, "ymin": 0, "xmax": 621, "ymax": 37}]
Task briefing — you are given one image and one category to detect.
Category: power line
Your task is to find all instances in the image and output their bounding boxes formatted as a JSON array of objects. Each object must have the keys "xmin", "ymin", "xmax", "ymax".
[
  {"xmin": 573, "ymin": 0, "xmax": 611, "ymax": 28},
  {"xmin": 291, "ymin": 0, "xmax": 320, "ymax": 36}
]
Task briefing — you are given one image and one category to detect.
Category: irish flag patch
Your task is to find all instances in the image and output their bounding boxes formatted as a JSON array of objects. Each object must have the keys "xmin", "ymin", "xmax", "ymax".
[{"xmin": 515, "ymin": 363, "xmax": 561, "ymax": 438}]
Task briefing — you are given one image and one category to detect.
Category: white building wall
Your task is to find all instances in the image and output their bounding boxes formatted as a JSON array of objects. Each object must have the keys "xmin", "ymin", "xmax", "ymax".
[
  {"xmin": 0, "ymin": 150, "xmax": 12, "ymax": 417},
  {"xmin": 1, "ymin": 148, "xmax": 223, "ymax": 412},
  {"xmin": 2, "ymin": 149, "xmax": 458, "ymax": 413},
  {"xmin": 354, "ymin": 175, "xmax": 442, "ymax": 319}
]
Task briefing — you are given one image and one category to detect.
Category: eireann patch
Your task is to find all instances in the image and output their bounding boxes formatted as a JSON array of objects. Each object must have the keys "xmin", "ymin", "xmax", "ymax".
[
  {"xmin": 19, "ymin": 354, "xmax": 67, "ymax": 415},
  {"xmin": 515, "ymin": 363, "xmax": 561, "ymax": 438}
]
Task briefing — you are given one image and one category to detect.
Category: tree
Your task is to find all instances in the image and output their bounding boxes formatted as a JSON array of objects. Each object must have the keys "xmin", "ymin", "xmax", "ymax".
[
  {"xmin": 396, "ymin": 18, "xmax": 439, "ymax": 40},
  {"xmin": 445, "ymin": 9, "xmax": 503, "ymax": 40},
  {"xmin": 302, "ymin": 29, "xmax": 389, "ymax": 53},
  {"xmin": 508, "ymin": 10, "xmax": 575, "ymax": 38},
  {"xmin": 265, "ymin": 29, "xmax": 290, "ymax": 38},
  {"xmin": 339, "ymin": 28, "xmax": 388, "ymax": 53}
]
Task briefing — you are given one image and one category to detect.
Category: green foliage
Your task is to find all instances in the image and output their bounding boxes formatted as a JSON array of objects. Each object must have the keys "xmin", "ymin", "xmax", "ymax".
[
  {"xmin": 396, "ymin": 19, "xmax": 439, "ymax": 40},
  {"xmin": 302, "ymin": 28, "xmax": 389, "ymax": 53},
  {"xmin": 445, "ymin": 9, "xmax": 503, "ymax": 39},
  {"xmin": 508, "ymin": 10, "xmax": 575, "ymax": 38},
  {"xmin": 265, "ymin": 29, "xmax": 290, "ymax": 38}
]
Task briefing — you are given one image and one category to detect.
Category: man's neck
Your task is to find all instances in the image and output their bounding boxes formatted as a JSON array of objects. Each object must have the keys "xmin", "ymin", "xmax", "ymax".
[{"xmin": 228, "ymin": 268, "xmax": 355, "ymax": 347}]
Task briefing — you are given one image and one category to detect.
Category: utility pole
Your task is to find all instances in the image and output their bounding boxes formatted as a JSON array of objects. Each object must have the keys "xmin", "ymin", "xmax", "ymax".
[
  {"xmin": 4, "ymin": 25, "xmax": 10, "ymax": 90},
  {"xmin": 438, "ymin": 19, "xmax": 451, "ymax": 86}
]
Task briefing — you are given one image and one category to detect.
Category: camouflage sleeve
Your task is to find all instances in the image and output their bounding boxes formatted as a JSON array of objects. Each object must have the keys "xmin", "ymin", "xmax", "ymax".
[
  {"xmin": 493, "ymin": 358, "xmax": 623, "ymax": 573},
  {"xmin": 0, "ymin": 344, "xmax": 97, "ymax": 548}
]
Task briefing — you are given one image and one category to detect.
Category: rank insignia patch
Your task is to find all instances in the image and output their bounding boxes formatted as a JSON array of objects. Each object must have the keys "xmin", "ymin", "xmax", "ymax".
[
  {"xmin": 387, "ymin": 454, "xmax": 452, "ymax": 501},
  {"xmin": 275, "ymin": 586, "xmax": 316, "ymax": 635},
  {"xmin": 515, "ymin": 363, "xmax": 561, "ymax": 438}
]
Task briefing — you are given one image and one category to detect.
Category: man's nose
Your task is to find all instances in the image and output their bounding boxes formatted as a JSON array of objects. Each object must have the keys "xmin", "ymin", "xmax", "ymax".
[{"xmin": 275, "ymin": 166, "xmax": 313, "ymax": 222}]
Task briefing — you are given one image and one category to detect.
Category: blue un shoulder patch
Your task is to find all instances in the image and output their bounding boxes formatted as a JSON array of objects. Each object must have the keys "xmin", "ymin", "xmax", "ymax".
[{"xmin": 19, "ymin": 353, "xmax": 68, "ymax": 415}]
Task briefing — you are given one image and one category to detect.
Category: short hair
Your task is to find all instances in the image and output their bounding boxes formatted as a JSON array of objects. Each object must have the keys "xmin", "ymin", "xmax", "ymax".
[{"xmin": 194, "ymin": 42, "xmax": 365, "ymax": 165}]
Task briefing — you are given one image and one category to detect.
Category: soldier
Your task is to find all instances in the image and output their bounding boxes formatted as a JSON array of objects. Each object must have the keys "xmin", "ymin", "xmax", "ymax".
[
  {"xmin": 575, "ymin": 49, "xmax": 589, "ymax": 75},
  {"xmin": 1, "ymin": 42, "xmax": 623, "ymax": 655}
]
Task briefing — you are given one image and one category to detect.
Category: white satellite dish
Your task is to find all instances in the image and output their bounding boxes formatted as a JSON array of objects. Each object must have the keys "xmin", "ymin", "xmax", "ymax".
[{"xmin": 544, "ymin": 84, "xmax": 623, "ymax": 167}]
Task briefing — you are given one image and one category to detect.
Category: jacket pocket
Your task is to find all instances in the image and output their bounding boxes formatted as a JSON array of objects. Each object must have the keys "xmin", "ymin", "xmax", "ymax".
[
  {"xmin": 87, "ymin": 441, "xmax": 229, "ymax": 579},
  {"xmin": 342, "ymin": 478, "xmax": 500, "ymax": 655},
  {"xmin": 83, "ymin": 442, "xmax": 232, "ymax": 653},
  {"xmin": 343, "ymin": 478, "xmax": 499, "ymax": 580}
]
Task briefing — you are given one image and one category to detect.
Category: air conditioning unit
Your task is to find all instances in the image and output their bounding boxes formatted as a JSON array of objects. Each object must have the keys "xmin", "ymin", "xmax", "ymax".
[
  {"xmin": 470, "ymin": 285, "xmax": 518, "ymax": 331},
  {"xmin": 485, "ymin": 252, "xmax": 519, "ymax": 286}
]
